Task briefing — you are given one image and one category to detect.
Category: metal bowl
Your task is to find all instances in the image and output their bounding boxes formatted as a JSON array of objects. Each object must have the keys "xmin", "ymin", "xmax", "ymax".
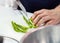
[{"xmin": 21, "ymin": 25, "xmax": 60, "ymax": 43}]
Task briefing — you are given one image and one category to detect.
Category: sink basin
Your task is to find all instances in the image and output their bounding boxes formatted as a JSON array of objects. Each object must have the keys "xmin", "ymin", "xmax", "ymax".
[{"xmin": 21, "ymin": 25, "xmax": 60, "ymax": 43}]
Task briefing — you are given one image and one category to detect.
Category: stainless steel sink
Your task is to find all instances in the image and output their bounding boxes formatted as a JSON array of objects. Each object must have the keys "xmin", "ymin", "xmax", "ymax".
[{"xmin": 21, "ymin": 25, "xmax": 60, "ymax": 43}]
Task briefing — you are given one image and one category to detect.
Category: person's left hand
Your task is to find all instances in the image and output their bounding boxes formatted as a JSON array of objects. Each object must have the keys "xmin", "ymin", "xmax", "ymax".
[{"xmin": 31, "ymin": 9, "xmax": 60, "ymax": 27}]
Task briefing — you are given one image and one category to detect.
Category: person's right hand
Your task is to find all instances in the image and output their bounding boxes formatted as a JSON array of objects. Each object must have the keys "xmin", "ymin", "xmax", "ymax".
[{"xmin": 31, "ymin": 9, "xmax": 60, "ymax": 27}]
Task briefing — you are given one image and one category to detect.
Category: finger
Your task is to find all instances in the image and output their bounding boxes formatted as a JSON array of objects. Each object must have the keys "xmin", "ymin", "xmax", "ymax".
[
  {"xmin": 33, "ymin": 13, "xmax": 47, "ymax": 25},
  {"xmin": 45, "ymin": 20, "xmax": 57, "ymax": 26},
  {"xmin": 36, "ymin": 16, "xmax": 51, "ymax": 26},
  {"xmin": 33, "ymin": 14, "xmax": 41, "ymax": 25},
  {"xmin": 34, "ymin": 9, "xmax": 46, "ymax": 15},
  {"xmin": 34, "ymin": 10, "xmax": 49, "ymax": 20},
  {"xmin": 31, "ymin": 9, "xmax": 46, "ymax": 20},
  {"xmin": 31, "ymin": 13, "xmax": 39, "ymax": 20}
]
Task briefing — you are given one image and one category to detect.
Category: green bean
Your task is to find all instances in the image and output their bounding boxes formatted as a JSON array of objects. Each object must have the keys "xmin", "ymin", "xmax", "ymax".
[
  {"xmin": 11, "ymin": 15, "xmax": 37, "ymax": 33},
  {"xmin": 23, "ymin": 15, "xmax": 37, "ymax": 28},
  {"xmin": 11, "ymin": 21, "xmax": 28, "ymax": 33},
  {"xmin": 29, "ymin": 18, "xmax": 37, "ymax": 28},
  {"xmin": 23, "ymin": 16, "xmax": 30, "ymax": 25}
]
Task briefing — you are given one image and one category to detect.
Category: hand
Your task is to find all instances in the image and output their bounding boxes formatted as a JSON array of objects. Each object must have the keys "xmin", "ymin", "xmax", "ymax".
[{"xmin": 31, "ymin": 9, "xmax": 60, "ymax": 27}]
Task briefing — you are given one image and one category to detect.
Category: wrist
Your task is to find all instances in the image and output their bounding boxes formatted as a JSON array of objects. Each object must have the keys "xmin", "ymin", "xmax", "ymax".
[{"xmin": 54, "ymin": 5, "xmax": 60, "ymax": 14}]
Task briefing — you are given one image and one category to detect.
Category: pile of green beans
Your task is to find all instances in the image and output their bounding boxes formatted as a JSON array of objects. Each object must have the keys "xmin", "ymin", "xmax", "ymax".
[{"xmin": 11, "ymin": 15, "xmax": 37, "ymax": 33}]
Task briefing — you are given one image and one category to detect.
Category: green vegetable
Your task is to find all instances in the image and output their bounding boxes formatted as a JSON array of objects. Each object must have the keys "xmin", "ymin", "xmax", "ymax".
[
  {"xmin": 11, "ymin": 21, "xmax": 28, "ymax": 33},
  {"xmin": 29, "ymin": 18, "xmax": 37, "ymax": 28},
  {"xmin": 23, "ymin": 15, "xmax": 37, "ymax": 28},
  {"xmin": 11, "ymin": 15, "xmax": 37, "ymax": 33},
  {"xmin": 23, "ymin": 16, "xmax": 31, "ymax": 26}
]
